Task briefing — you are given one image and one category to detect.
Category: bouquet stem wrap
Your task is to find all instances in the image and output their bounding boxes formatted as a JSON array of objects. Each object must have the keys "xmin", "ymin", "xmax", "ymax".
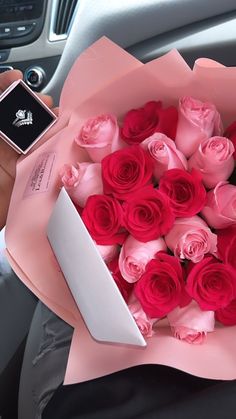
[{"xmin": 5, "ymin": 37, "xmax": 236, "ymax": 384}]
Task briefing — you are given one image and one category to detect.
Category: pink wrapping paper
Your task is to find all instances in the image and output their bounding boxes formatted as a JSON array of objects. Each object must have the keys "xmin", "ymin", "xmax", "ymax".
[{"xmin": 5, "ymin": 37, "xmax": 236, "ymax": 384}]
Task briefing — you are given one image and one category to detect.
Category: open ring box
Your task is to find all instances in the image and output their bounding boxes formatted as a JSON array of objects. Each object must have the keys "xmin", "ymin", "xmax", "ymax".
[{"xmin": 0, "ymin": 79, "xmax": 57, "ymax": 154}]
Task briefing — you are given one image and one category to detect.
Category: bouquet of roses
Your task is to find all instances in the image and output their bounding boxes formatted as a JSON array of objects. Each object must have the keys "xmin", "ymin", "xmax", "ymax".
[
  {"xmin": 59, "ymin": 96, "xmax": 236, "ymax": 344},
  {"xmin": 5, "ymin": 38, "xmax": 236, "ymax": 383}
]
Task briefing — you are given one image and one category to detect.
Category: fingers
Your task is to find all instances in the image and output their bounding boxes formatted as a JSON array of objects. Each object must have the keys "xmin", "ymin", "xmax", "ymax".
[
  {"xmin": 53, "ymin": 106, "xmax": 59, "ymax": 116},
  {"xmin": 0, "ymin": 139, "xmax": 18, "ymax": 178},
  {"xmin": 0, "ymin": 166, "xmax": 15, "ymax": 229},
  {"xmin": 0, "ymin": 69, "xmax": 23, "ymax": 93},
  {"xmin": 37, "ymin": 93, "xmax": 54, "ymax": 109},
  {"xmin": 0, "ymin": 70, "xmax": 55, "ymax": 110}
]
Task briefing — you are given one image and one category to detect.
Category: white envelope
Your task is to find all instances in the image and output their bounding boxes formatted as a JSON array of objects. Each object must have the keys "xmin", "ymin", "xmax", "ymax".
[{"xmin": 47, "ymin": 188, "xmax": 146, "ymax": 347}]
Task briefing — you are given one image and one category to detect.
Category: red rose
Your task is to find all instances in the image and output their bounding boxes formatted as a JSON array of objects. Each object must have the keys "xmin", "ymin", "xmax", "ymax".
[
  {"xmin": 120, "ymin": 101, "xmax": 178, "ymax": 144},
  {"xmin": 135, "ymin": 252, "xmax": 188, "ymax": 318},
  {"xmin": 186, "ymin": 256, "xmax": 236, "ymax": 311},
  {"xmin": 123, "ymin": 186, "xmax": 175, "ymax": 242},
  {"xmin": 217, "ymin": 226, "xmax": 236, "ymax": 270},
  {"xmin": 108, "ymin": 257, "xmax": 133, "ymax": 303},
  {"xmin": 216, "ymin": 298, "xmax": 236, "ymax": 326},
  {"xmin": 224, "ymin": 120, "xmax": 236, "ymax": 159},
  {"xmin": 82, "ymin": 195, "xmax": 126, "ymax": 245},
  {"xmin": 102, "ymin": 145, "xmax": 154, "ymax": 200},
  {"xmin": 159, "ymin": 168, "xmax": 206, "ymax": 217}
]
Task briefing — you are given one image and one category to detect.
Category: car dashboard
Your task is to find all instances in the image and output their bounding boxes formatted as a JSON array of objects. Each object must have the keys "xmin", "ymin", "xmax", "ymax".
[{"xmin": 0, "ymin": 0, "xmax": 76, "ymax": 91}]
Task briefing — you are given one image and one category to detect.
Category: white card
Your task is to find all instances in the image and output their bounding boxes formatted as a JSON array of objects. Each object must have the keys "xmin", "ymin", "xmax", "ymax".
[{"xmin": 47, "ymin": 188, "xmax": 146, "ymax": 347}]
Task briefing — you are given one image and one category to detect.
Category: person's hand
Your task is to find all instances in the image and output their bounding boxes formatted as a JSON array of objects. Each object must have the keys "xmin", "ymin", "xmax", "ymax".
[{"xmin": 0, "ymin": 69, "xmax": 55, "ymax": 229}]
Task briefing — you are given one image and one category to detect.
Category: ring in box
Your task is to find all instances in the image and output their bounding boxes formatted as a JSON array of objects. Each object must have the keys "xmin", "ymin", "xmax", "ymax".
[{"xmin": 0, "ymin": 79, "xmax": 57, "ymax": 154}]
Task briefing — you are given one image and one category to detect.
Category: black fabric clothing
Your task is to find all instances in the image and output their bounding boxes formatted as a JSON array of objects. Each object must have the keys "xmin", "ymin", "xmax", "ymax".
[
  {"xmin": 0, "ymin": 270, "xmax": 37, "ymax": 419},
  {"xmin": 18, "ymin": 302, "xmax": 73, "ymax": 419},
  {"xmin": 43, "ymin": 364, "xmax": 236, "ymax": 419}
]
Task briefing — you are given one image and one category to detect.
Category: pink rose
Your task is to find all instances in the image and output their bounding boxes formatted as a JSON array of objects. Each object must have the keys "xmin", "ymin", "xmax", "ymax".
[
  {"xmin": 75, "ymin": 114, "xmax": 124, "ymax": 162},
  {"xmin": 95, "ymin": 243, "xmax": 119, "ymax": 263},
  {"xmin": 175, "ymin": 97, "xmax": 222, "ymax": 157},
  {"xmin": 188, "ymin": 136, "xmax": 234, "ymax": 189},
  {"xmin": 165, "ymin": 215, "xmax": 217, "ymax": 263},
  {"xmin": 129, "ymin": 296, "xmax": 157, "ymax": 337},
  {"xmin": 108, "ymin": 257, "xmax": 134, "ymax": 303},
  {"xmin": 168, "ymin": 300, "xmax": 215, "ymax": 344},
  {"xmin": 59, "ymin": 162, "xmax": 103, "ymax": 207},
  {"xmin": 141, "ymin": 133, "xmax": 187, "ymax": 181},
  {"xmin": 119, "ymin": 235, "xmax": 167, "ymax": 283},
  {"xmin": 201, "ymin": 182, "xmax": 236, "ymax": 229},
  {"xmin": 173, "ymin": 326, "xmax": 207, "ymax": 344}
]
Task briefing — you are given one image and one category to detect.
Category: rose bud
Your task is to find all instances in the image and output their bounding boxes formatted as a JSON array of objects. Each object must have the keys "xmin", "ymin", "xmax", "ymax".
[
  {"xmin": 168, "ymin": 300, "xmax": 215, "ymax": 344},
  {"xmin": 188, "ymin": 136, "xmax": 234, "ymax": 189},
  {"xmin": 120, "ymin": 101, "xmax": 178, "ymax": 144},
  {"xmin": 165, "ymin": 216, "xmax": 217, "ymax": 263},
  {"xmin": 217, "ymin": 226, "xmax": 236, "ymax": 270},
  {"xmin": 102, "ymin": 145, "xmax": 154, "ymax": 200},
  {"xmin": 175, "ymin": 97, "xmax": 222, "ymax": 157},
  {"xmin": 159, "ymin": 168, "xmax": 206, "ymax": 217},
  {"xmin": 123, "ymin": 186, "xmax": 175, "ymax": 242},
  {"xmin": 201, "ymin": 182, "xmax": 236, "ymax": 229},
  {"xmin": 129, "ymin": 296, "xmax": 157, "ymax": 338},
  {"xmin": 75, "ymin": 114, "xmax": 124, "ymax": 162},
  {"xmin": 135, "ymin": 252, "xmax": 190, "ymax": 318},
  {"xmin": 141, "ymin": 133, "xmax": 187, "ymax": 181},
  {"xmin": 59, "ymin": 162, "xmax": 103, "ymax": 207},
  {"xmin": 82, "ymin": 194, "xmax": 126, "ymax": 245},
  {"xmin": 224, "ymin": 120, "xmax": 236, "ymax": 159},
  {"xmin": 216, "ymin": 298, "xmax": 236, "ymax": 326},
  {"xmin": 118, "ymin": 235, "xmax": 167, "ymax": 283},
  {"xmin": 186, "ymin": 256, "xmax": 236, "ymax": 311}
]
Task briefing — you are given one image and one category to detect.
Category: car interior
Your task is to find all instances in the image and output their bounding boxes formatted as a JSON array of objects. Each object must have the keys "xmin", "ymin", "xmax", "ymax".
[{"xmin": 1, "ymin": 0, "xmax": 236, "ymax": 417}]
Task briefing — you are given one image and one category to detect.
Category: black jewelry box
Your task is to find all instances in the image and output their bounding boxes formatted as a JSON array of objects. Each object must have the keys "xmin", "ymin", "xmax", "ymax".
[{"xmin": 0, "ymin": 80, "xmax": 57, "ymax": 154}]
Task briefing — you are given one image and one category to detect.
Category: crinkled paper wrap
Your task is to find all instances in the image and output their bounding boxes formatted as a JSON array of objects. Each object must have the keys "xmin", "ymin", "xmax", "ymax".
[{"xmin": 5, "ymin": 37, "xmax": 236, "ymax": 384}]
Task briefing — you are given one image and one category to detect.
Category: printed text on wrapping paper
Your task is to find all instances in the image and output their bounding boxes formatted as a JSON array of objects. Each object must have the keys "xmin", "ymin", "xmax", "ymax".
[{"xmin": 24, "ymin": 152, "xmax": 56, "ymax": 197}]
